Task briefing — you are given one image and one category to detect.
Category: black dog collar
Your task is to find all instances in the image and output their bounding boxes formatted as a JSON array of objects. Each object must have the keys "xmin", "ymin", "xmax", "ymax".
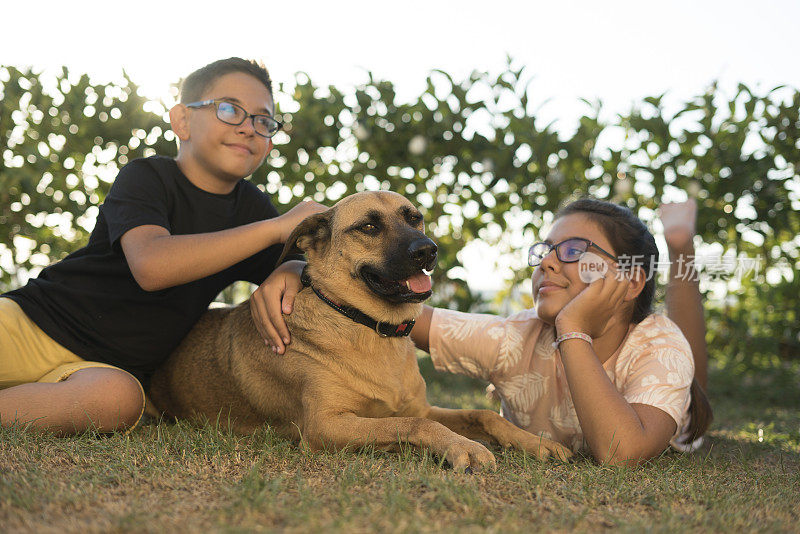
[{"xmin": 301, "ymin": 267, "xmax": 415, "ymax": 337}]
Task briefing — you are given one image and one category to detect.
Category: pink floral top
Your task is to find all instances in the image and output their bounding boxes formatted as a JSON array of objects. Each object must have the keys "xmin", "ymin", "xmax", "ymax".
[{"xmin": 429, "ymin": 309, "xmax": 694, "ymax": 452}]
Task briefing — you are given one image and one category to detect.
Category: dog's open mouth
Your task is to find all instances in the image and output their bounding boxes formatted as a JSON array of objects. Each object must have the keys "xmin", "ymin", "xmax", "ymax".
[{"xmin": 361, "ymin": 266, "xmax": 433, "ymax": 303}]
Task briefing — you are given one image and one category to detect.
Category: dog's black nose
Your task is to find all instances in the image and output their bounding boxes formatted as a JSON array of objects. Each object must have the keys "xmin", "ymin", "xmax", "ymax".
[{"xmin": 409, "ymin": 238, "xmax": 437, "ymax": 269}]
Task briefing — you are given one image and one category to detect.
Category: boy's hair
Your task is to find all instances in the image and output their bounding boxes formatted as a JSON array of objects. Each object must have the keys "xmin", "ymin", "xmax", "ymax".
[
  {"xmin": 555, "ymin": 196, "xmax": 712, "ymax": 444},
  {"xmin": 179, "ymin": 57, "xmax": 273, "ymax": 104}
]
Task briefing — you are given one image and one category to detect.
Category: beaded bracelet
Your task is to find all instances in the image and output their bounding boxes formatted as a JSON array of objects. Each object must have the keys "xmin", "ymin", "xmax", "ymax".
[{"xmin": 552, "ymin": 331, "xmax": 593, "ymax": 349}]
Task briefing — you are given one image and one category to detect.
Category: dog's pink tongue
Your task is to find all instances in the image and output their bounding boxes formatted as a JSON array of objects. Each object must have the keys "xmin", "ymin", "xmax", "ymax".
[{"xmin": 404, "ymin": 272, "xmax": 432, "ymax": 293}]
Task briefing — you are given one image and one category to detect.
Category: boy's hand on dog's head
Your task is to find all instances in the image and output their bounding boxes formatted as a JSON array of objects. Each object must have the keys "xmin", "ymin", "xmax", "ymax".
[
  {"xmin": 250, "ymin": 260, "xmax": 306, "ymax": 354},
  {"xmin": 277, "ymin": 201, "xmax": 328, "ymax": 243}
]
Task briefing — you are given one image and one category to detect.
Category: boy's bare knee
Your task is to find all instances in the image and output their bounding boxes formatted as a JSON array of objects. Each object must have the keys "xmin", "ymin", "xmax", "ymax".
[
  {"xmin": 67, "ymin": 368, "xmax": 145, "ymax": 430},
  {"xmin": 105, "ymin": 371, "xmax": 144, "ymax": 426},
  {"xmin": 0, "ymin": 368, "xmax": 144, "ymax": 435}
]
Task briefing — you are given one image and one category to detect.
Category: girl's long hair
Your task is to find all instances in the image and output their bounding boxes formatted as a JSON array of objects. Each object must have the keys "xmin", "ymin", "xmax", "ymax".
[{"xmin": 556, "ymin": 198, "xmax": 712, "ymax": 443}]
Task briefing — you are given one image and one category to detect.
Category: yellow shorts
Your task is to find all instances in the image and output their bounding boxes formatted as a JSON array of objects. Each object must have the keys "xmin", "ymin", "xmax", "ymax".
[{"xmin": 0, "ymin": 297, "xmax": 145, "ymax": 430}]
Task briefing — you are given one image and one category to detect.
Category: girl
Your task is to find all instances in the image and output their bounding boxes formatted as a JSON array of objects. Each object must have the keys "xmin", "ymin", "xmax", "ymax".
[{"xmin": 411, "ymin": 198, "xmax": 712, "ymax": 464}]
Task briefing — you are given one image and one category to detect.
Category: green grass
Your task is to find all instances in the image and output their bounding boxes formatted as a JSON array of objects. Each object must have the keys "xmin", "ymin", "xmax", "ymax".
[{"xmin": 2, "ymin": 357, "xmax": 799, "ymax": 533}]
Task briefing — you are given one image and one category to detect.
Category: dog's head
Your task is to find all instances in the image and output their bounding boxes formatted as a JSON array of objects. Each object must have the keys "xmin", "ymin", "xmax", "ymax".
[{"xmin": 278, "ymin": 191, "xmax": 437, "ymax": 323}]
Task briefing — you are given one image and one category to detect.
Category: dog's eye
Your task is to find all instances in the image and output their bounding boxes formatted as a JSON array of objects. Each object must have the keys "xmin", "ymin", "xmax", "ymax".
[
  {"xmin": 409, "ymin": 214, "xmax": 423, "ymax": 225},
  {"xmin": 360, "ymin": 223, "xmax": 378, "ymax": 234}
]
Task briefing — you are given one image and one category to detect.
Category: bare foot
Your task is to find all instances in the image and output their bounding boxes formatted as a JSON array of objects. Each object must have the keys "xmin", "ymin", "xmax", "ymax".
[{"xmin": 658, "ymin": 199, "xmax": 697, "ymax": 253}]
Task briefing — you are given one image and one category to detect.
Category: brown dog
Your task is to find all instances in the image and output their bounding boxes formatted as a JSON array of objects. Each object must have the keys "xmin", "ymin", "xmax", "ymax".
[{"xmin": 148, "ymin": 191, "xmax": 571, "ymax": 470}]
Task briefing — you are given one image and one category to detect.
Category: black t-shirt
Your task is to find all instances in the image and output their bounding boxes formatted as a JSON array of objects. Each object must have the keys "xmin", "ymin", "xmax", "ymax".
[{"xmin": 4, "ymin": 156, "xmax": 283, "ymax": 386}]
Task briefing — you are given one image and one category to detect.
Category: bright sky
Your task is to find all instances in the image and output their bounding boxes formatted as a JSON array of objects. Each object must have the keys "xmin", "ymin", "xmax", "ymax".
[
  {"xmin": 5, "ymin": 0, "xmax": 798, "ymax": 126},
  {"xmin": 4, "ymin": 0, "xmax": 797, "ymax": 290}
]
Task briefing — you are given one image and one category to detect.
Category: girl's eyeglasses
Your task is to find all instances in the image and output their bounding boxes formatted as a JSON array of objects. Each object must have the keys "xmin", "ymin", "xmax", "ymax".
[{"xmin": 528, "ymin": 238, "xmax": 618, "ymax": 267}]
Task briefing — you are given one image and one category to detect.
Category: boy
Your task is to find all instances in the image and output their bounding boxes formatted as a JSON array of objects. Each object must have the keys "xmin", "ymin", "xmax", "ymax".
[{"xmin": 0, "ymin": 58, "xmax": 324, "ymax": 435}]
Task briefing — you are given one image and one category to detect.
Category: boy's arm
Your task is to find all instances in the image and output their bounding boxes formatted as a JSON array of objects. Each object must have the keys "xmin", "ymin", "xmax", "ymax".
[{"xmin": 121, "ymin": 201, "xmax": 324, "ymax": 291}]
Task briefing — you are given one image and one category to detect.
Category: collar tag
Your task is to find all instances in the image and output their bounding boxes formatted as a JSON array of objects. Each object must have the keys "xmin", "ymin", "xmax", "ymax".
[{"xmin": 375, "ymin": 320, "xmax": 416, "ymax": 338}]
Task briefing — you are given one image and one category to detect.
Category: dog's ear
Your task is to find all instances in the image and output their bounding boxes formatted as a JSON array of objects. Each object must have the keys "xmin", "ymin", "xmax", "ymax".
[{"xmin": 276, "ymin": 210, "xmax": 333, "ymax": 264}]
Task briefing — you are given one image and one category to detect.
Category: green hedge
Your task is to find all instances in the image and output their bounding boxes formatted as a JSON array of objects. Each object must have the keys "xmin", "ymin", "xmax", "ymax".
[{"xmin": 1, "ymin": 62, "xmax": 798, "ymax": 371}]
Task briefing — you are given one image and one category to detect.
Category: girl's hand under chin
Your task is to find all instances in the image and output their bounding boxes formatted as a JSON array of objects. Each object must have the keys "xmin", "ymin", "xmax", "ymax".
[{"xmin": 554, "ymin": 267, "xmax": 631, "ymax": 339}]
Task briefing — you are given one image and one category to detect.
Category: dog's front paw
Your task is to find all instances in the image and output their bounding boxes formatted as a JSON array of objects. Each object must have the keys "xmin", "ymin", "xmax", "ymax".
[
  {"xmin": 523, "ymin": 436, "xmax": 573, "ymax": 462},
  {"xmin": 443, "ymin": 437, "xmax": 497, "ymax": 473}
]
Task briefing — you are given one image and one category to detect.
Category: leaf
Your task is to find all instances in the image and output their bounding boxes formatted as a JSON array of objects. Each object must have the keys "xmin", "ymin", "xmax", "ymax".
[
  {"xmin": 497, "ymin": 372, "xmax": 549, "ymax": 413},
  {"xmin": 495, "ymin": 322, "xmax": 524, "ymax": 372}
]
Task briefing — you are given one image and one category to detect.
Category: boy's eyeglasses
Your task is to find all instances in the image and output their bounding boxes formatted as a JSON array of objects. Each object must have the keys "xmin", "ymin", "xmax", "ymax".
[
  {"xmin": 186, "ymin": 99, "xmax": 283, "ymax": 138},
  {"xmin": 528, "ymin": 238, "xmax": 618, "ymax": 267}
]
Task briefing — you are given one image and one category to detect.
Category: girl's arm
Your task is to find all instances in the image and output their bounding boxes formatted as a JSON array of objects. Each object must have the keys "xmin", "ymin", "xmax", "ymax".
[
  {"xmin": 414, "ymin": 306, "xmax": 519, "ymax": 382},
  {"xmin": 555, "ymin": 273, "xmax": 679, "ymax": 465},
  {"xmin": 558, "ymin": 338, "xmax": 677, "ymax": 464},
  {"xmin": 410, "ymin": 305, "xmax": 433, "ymax": 353},
  {"xmin": 258, "ymin": 287, "xmax": 435, "ymax": 356}
]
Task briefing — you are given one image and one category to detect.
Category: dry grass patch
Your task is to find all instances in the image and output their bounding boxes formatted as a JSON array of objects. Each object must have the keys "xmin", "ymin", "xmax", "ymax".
[{"xmin": 2, "ymin": 357, "xmax": 799, "ymax": 532}]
